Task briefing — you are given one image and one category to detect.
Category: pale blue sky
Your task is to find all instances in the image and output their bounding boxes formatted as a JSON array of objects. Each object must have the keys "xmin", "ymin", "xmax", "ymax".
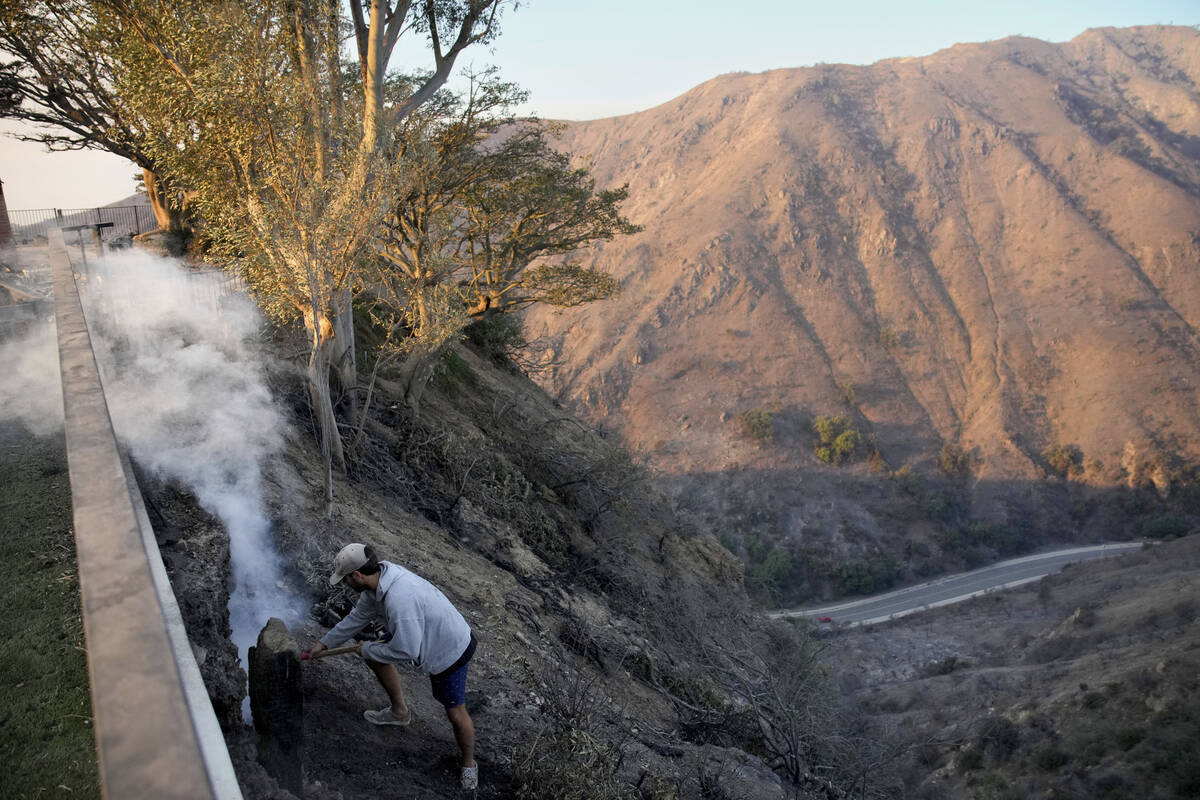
[{"xmin": 1, "ymin": 0, "xmax": 1195, "ymax": 209}]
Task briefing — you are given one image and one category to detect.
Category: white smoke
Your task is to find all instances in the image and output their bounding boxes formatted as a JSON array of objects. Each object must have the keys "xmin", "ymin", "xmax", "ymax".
[
  {"xmin": 0, "ymin": 313, "xmax": 63, "ymax": 436},
  {"xmin": 79, "ymin": 248, "xmax": 305, "ymax": 723}
]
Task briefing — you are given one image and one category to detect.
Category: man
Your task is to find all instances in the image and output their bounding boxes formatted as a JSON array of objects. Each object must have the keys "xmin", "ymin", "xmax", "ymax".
[{"xmin": 309, "ymin": 543, "xmax": 479, "ymax": 790}]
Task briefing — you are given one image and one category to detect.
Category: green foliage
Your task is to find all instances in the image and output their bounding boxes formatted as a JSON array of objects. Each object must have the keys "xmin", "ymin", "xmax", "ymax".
[
  {"xmin": 891, "ymin": 465, "xmax": 924, "ymax": 495},
  {"xmin": 367, "ymin": 73, "xmax": 637, "ymax": 405},
  {"xmin": 837, "ymin": 380, "xmax": 857, "ymax": 407},
  {"xmin": 834, "ymin": 554, "xmax": 901, "ymax": 596},
  {"xmin": 744, "ymin": 534, "xmax": 800, "ymax": 605},
  {"xmin": 0, "ymin": 0, "xmax": 192, "ymax": 235},
  {"xmin": 1043, "ymin": 443, "xmax": 1083, "ymax": 477},
  {"xmin": 465, "ymin": 313, "xmax": 526, "ymax": 366},
  {"xmin": 939, "ymin": 443, "xmax": 970, "ymax": 474},
  {"xmin": 966, "ymin": 522, "xmax": 1024, "ymax": 556},
  {"xmin": 737, "ymin": 408, "xmax": 774, "ymax": 445},
  {"xmin": 377, "ymin": 81, "xmax": 635, "ymax": 322},
  {"xmin": 937, "ymin": 521, "xmax": 1025, "ymax": 562},
  {"xmin": 1119, "ymin": 489, "xmax": 1149, "ymax": 515},
  {"xmin": 1142, "ymin": 514, "xmax": 1190, "ymax": 540},
  {"xmin": 813, "ymin": 415, "xmax": 861, "ymax": 464},
  {"xmin": 925, "ymin": 490, "xmax": 963, "ymax": 523},
  {"xmin": 434, "ymin": 348, "xmax": 475, "ymax": 389}
]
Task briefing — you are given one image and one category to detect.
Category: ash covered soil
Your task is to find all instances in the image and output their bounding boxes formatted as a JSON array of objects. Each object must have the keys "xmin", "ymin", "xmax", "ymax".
[{"xmin": 143, "ymin": 334, "xmax": 865, "ymax": 800}]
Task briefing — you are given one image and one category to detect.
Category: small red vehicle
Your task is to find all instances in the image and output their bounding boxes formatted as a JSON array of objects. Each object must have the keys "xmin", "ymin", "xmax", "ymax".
[{"xmin": 818, "ymin": 616, "xmax": 833, "ymax": 623}]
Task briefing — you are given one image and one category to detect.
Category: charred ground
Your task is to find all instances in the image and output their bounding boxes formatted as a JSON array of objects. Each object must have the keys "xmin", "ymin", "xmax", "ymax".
[{"xmin": 144, "ymin": 324, "xmax": 890, "ymax": 799}]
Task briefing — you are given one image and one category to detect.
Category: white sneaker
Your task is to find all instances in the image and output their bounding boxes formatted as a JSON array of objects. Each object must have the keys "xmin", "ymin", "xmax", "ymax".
[
  {"xmin": 363, "ymin": 707, "xmax": 411, "ymax": 726},
  {"xmin": 460, "ymin": 764, "xmax": 478, "ymax": 790}
]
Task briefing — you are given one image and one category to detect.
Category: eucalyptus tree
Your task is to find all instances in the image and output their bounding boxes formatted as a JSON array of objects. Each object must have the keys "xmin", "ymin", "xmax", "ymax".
[
  {"xmin": 369, "ymin": 71, "xmax": 638, "ymax": 410},
  {"xmin": 0, "ymin": 0, "xmax": 190, "ymax": 234},
  {"xmin": 107, "ymin": 0, "xmax": 510, "ymax": 510}
]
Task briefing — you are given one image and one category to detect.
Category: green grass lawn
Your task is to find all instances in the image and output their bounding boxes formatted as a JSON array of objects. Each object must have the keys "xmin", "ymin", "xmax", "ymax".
[{"xmin": 0, "ymin": 420, "xmax": 100, "ymax": 799}]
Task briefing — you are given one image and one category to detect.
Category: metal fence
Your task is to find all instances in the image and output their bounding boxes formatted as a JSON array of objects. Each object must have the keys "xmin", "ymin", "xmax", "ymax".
[{"xmin": 8, "ymin": 205, "xmax": 157, "ymax": 245}]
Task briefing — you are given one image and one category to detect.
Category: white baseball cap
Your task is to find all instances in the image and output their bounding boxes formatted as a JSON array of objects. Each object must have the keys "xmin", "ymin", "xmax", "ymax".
[{"xmin": 329, "ymin": 543, "xmax": 370, "ymax": 586}]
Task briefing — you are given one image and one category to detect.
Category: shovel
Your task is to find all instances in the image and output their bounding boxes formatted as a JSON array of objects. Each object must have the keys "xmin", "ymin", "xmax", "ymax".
[{"xmin": 300, "ymin": 643, "xmax": 361, "ymax": 661}]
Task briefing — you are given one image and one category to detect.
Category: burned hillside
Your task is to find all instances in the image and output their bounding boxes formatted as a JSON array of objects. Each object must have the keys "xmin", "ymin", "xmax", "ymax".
[{"xmin": 141, "ymin": 322, "xmax": 895, "ymax": 799}]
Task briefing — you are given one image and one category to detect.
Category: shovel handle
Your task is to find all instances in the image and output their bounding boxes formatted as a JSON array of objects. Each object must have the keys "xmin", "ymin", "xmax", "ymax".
[{"xmin": 301, "ymin": 643, "xmax": 361, "ymax": 661}]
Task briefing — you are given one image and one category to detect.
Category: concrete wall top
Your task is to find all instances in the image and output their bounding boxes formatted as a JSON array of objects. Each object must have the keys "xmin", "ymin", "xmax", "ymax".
[{"xmin": 50, "ymin": 228, "xmax": 240, "ymax": 799}]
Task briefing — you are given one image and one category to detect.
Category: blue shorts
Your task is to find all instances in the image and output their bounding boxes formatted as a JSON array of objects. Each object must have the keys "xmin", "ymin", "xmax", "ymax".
[{"xmin": 429, "ymin": 633, "xmax": 476, "ymax": 709}]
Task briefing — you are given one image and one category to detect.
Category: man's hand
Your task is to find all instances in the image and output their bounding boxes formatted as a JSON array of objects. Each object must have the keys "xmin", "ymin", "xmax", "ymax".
[{"xmin": 307, "ymin": 642, "xmax": 328, "ymax": 660}]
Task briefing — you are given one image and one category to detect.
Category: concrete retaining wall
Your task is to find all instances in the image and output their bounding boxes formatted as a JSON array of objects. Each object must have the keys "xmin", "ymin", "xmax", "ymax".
[{"xmin": 50, "ymin": 228, "xmax": 242, "ymax": 799}]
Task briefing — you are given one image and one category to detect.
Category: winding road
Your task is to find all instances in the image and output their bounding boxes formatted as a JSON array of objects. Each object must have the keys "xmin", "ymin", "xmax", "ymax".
[{"xmin": 769, "ymin": 543, "xmax": 1146, "ymax": 627}]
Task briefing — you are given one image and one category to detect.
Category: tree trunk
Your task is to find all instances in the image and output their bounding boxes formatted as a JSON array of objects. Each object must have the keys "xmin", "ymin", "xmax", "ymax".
[
  {"xmin": 307, "ymin": 332, "xmax": 346, "ymax": 516},
  {"xmin": 395, "ymin": 342, "xmax": 449, "ymax": 416},
  {"xmin": 329, "ymin": 286, "xmax": 358, "ymax": 416},
  {"xmin": 141, "ymin": 167, "xmax": 189, "ymax": 234}
]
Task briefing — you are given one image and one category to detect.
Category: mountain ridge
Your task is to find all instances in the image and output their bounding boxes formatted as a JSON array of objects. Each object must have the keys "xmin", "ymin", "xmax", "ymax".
[
  {"xmin": 521, "ymin": 25, "xmax": 1200, "ymax": 595},
  {"xmin": 524, "ymin": 24, "xmax": 1198, "ymax": 541}
]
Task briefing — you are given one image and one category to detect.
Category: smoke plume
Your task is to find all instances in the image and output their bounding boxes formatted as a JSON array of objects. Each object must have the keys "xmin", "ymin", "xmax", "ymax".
[
  {"xmin": 79, "ymin": 248, "xmax": 305, "ymax": 722},
  {"xmin": 0, "ymin": 314, "xmax": 63, "ymax": 436}
]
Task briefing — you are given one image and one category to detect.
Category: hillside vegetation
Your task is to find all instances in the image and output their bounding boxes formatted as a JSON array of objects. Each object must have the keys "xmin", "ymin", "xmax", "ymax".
[
  {"xmin": 144, "ymin": 327, "xmax": 891, "ymax": 799},
  {"xmin": 525, "ymin": 25, "xmax": 1200, "ymax": 602}
]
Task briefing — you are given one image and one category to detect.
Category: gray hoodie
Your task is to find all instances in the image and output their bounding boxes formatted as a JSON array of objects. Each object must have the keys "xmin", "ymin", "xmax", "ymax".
[{"xmin": 320, "ymin": 561, "xmax": 472, "ymax": 675}]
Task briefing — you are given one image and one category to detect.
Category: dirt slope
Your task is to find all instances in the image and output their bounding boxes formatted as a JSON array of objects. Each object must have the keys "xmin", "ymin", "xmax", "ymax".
[
  {"xmin": 825, "ymin": 536, "xmax": 1200, "ymax": 798},
  {"xmin": 145, "ymin": 334, "xmax": 878, "ymax": 799},
  {"xmin": 524, "ymin": 26, "xmax": 1200, "ymax": 573}
]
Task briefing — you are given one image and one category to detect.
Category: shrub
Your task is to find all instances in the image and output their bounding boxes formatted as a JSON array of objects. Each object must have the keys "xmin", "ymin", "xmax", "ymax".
[
  {"xmin": 1043, "ymin": 443, "xmax": 1083, "ymax": 477},
  {"xmin": 956, "ymin": 745, "xmax": 983, "ymax": 771},
  {"xmin": 938, "ymin": 443, "xmax": 970, "ymax": 474},
  {"xmin": 965, "ymin": 522, "xmax": 1024, "ymax": 557},
  {"xmin": 837, "ymin": 380, "xmax": 857, "ymax": 407},
  {"xmin": 464, "ymin": 313, "xmax": 526, "ymax": 366},
  {"xmin": 435, "ymin": 348, "xmax": 475, "ymax": 388},
  {"xmin": 512, "ymin": 669, "xmax": 635, "ymax": 800},
  {"xmin": 936, "ymin": 521, "xmax": 1024, "ymax": 560},
  {"xmin": 813, "ymin": 415, "xmax": 861, "ymax": 464},
  {"xmin": 978, "ymin": 716, "xmax": 1021, "ymax": 762},
  {"xmin": 835, "ymin": 554, "xmax": 901, "ymax": 595},
  {"xmin": 1142, "ymin": 513, "xmax": 1190, "ymax": 539},
  {"xmin": 1032, "ymin": 744, "xmax": 1070, "ymax": 771},
  {"xmin": 1115, "ymin": 726, "xmax": 1145, "ymax": 751},
  {"xmin": 925, "ymin": 491, "xmax": 961, "ymax": 523},
  {"xmin": 745, "ymin": 543, "xmax": 795, "ymax": 605},
  {"xmin": 737, "ymin": 408, "xmax": 774, "ymax": 445}
]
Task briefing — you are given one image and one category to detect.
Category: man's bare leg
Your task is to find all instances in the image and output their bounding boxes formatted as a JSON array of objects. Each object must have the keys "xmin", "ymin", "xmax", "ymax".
[
  {"xmin": 365, "ymin": 659, "xmax": 409, "ymax": 717},
  {"xmin": 446, "ymin": 704, "xmax": 475, "ymax": 767}
]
